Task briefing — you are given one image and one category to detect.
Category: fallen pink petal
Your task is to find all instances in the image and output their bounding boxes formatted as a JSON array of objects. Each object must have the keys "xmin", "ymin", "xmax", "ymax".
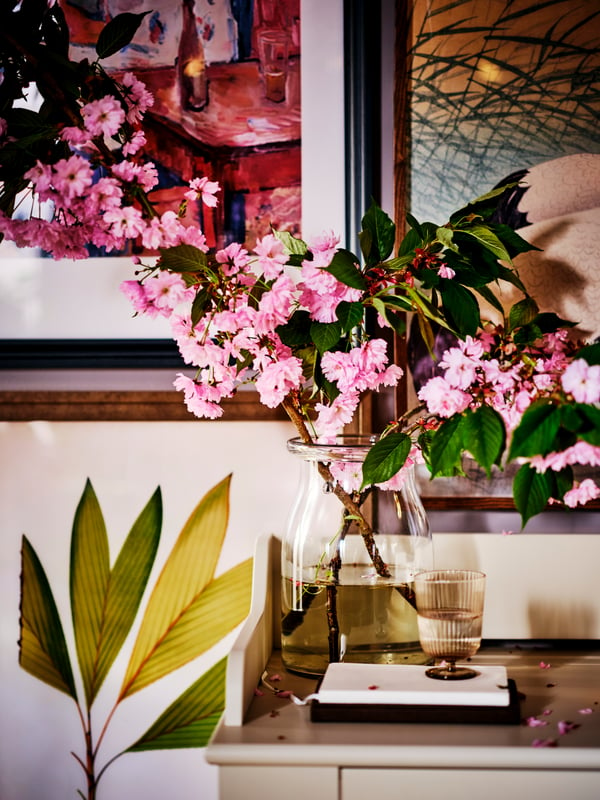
[
  {"xmin": 578, "ymin": 708, "xmax": 594, "ymax": 715},
  {"xmin": 501, "ymin": 529, "xmax": 514, "ymax": 536},
  {"xmin": 532, "ymin": 738, "xmax": 558, "ymax": 748},
  {"xmin": 254, "ymin": 688, "xmax": 265, "ymax": 697},
  {"xmin": 269, "ymin": 674, "xmax": 282, "ymax": 682},
  {"xmin": 539, "ymin": 661, "xmax": 551, "ymax": 669},
  {"xmin": 276, "ymin": 690, "xmax": 293, "ymax": 698},
  {"xmin": 557, "ymin": 720, "xmax": 580, "ymax": 735},
  {"xmin": 542, "ymin": 709, "xmax": 553, "ymax": 716},
  {"xmin": 525, "ymin": 716, "xmax": 548, "ymax": 727}
]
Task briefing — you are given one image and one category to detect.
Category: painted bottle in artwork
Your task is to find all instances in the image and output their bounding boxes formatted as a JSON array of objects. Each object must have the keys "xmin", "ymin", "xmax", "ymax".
[{"xmin": 178, "ymin": 0, "xmax": 209, "ymax": 111}]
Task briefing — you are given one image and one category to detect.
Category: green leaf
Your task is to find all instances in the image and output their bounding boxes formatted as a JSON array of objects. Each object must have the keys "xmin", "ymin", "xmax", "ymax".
[
  {"xmin": 429, "ymin": 415, "xmax": 466, "ymax": 477},
  {"xmin": 576, "ymin": 343, "xmax": 600, "ymax": 366},
  {"xmin": 276, "ymin": 310, "xmax": 312, "ymax": 347},
  {"xmin": 461, "ymin": 224, "xmax": 511, "ymax": 263},
  {"xmin": 90, "ymin": 488, "xmax": 162, "ymax": 705},
  {"xmin": 491, "ymin": 222, "xmax": 541, "ymax": 258},
  {"xmin": 70, "ymin": 480, "xmax": 111, "ymax": 708},
  {"xmin": 127, "ymin": 658, "xmax": 227, "ymax": 751},
  {"xmin": 190, "ymin": 287, "xmax": 212, "ymax": 328},
  {"xmin": 495, "ymin": 263, "xmax": 528, "ymax": 294},
  {"xmin": 462, "ymin": 406, "xmax": 506, "ymax": 477},
  {"xmin": 436, "ymin": 226, "xmax": 458, "ymax": 252},
  {"xmin": 361, "ymin": 202, "xmax": 396, "ymax": 262},
  {"xmin": 440, "ymin": 281, "xmax": 480, "ymax": 337},
  {"xmin": 405, "ymin": 212, "xmax": 425, "ymax": 240},
  {"xmin": 578, "ymin": 405, "xmax": 600, "ymax": 446},
  {"xmin": 513, "ymin": 464, "xmax": 552, "ymax": 527},
  {"xmin": 358, "ymin": 229, "xmax": 373, "ymax": 262},
  {"xmin": 325, "ymin": 249, "xmax": 366, "ymax": 291},
  {"xmin": 121, "ymin": 558, "xmax": 252, "ymax": 697},
  {"xmin": 96, "ymin": 11, "xmax": 150, "ymax": 59},
  {"xmin": 473, "ymin": 283, "xmax": 505, "ymax": 316},
  {"xmin": 159, "ymin": 243, "xmax": 208, "ymax": 273},
  {"xmin": 119, "ymin": 476, "xmax": 251, "ymax": 698},
  {"xmin": 361, "ymin": 433, "xmax": 412, "ymax": 488},
  {"xmin": 508, "ymin": 297, "xmax": 539, "ymax": 331},
  {"xmin": 336, "ymin": 301, "xmax": 364, "ymax": 333},
  {"xmin": 274, "ymin": 229, "xmax": 308, "ymax": 257},
  {"xmin": 310, "ymin": 321, "xmax": 342, "ymax": 355},
  {"xmin": 508, "ymin": 401, "xmax": 561, "ymax": 460},
  {"xmin": 19, "ymin": 536, "xmax": 77, "ymax": 699},
  {"xmin": 398, "ymin": 226, "xmax": 422, "ymax": 257},
  {"xmin": 531, "ymin": 312, "xmax": 576, "ymax": 334},
  {"xmin": 449, "ymin": 183, "xmax": 519, "ymax": 224}
]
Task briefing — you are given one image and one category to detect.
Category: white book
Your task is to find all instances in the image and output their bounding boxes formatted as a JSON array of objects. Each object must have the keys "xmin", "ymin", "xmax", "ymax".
[{"xmin": 315, "ymin": 663, "xmax": 511, "ymax": 707}]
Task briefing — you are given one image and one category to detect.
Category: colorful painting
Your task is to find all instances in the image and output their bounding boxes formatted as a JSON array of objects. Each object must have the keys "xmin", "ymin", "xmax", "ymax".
[
  {"xmin": 61, "ymin": 0, "xmax": 301, "ymax": 250},
  {"xmin": 407, "ymin": 0, "xmax": 600, "ymax": 223}
]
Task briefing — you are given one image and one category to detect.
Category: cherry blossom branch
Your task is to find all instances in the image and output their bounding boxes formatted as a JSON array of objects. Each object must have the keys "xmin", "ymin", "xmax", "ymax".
[{"xmin": 281, "ymin": 393, "xmax": 391, "ymax": 579}]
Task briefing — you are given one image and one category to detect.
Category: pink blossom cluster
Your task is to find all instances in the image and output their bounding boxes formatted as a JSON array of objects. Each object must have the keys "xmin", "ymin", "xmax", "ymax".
[
  {"xmin": 122, "ymin": 229, "xmax": 403, "ymax": 428},
  {"xmin": 418, "ymin": 326, "xmax": 583, "ymax": 428},
  {"xmin": 417, "ymin": 324, "xmax": 600, "ymax": 507},
  {"xmin": 0, "ymin": 73, "xmax": 215, "ymax": 259}
]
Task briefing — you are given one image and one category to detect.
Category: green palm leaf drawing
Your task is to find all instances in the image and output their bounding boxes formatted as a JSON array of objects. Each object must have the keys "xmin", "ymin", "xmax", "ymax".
[
  {"xmin": 70, "ymin": 480, "xmax": 163, "ymax": 706},
  {"xmin": 19, "ymin": 473, "xmax": 253, "ymax": 797},
  {"xmin": 122, "ymin": 558, "xmax": 252, "ymax": 695},
  {"xmin": 19, "ymin": 536, "xmax": 77, "ymax": 699},
  {"xmin": 119, "ymin": 474, "xmax": 252, "ymax": 699},
  {"xmin": 126, "ymin": 657, "xmax": 227, "ymax": 751}
]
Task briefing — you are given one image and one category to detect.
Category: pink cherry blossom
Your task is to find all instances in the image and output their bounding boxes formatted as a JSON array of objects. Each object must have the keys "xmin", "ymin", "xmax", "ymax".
[
  {"xmin": 562, "ymin": 479, "xmax": 600, "ymax": 508},
  {"xmin": 561, "ymin": 358, "xmax": 600, "ymax": 403},
  {"xmin": 525, "ymin": 716, "xmax": 548, "ymax": 727},
  {"xmin": 144, "ymin": 272, "xmax": 194, "ymax": 314},
  {"xmin": 173, "ymin": 374, "xmax": 224, "ymax": 419},
  {"xmin": 81, "ymin": 96, "xmax": 125, "ymax": 138},
  {"xmin": 216, "ymin": 242, "xmax": 251, "ymax": 275},
  {"xmin": 299, "ymin": 260, "xmax": 362, "ymax": 323},
  {"xmin": 103, "ymin": 205, "xmax": 146, "ymax": 241},
  {"xmin": 439, "ymin": 346, "xmax": 478, "ymax": 390},
  {"xmin": 254, "ymin": 233, "xmax": 288, "ymax": 279},
  {"xmin": 123, "ymin": 130, "xmax": 147, "ymax": 156},
  {"xmin": 314, "ymin": 392, "xmax": 360, "ymax": 438},
  {"xmin": 330, "ymin": 461, "xmax": 363, "ymax": 493},
  {"xmin": 120, "ymin": 280, "xmax": 160, "ymax": 317},
  {"xmin": 254, "ymin": 274, "xmax": 296, "ymax": 334},
  {"xmin": 418, "ymin": 376, "xmax": 471, "ymax": 418},
  {"xmin": 185, "ymin": 176, "xmax": 220, "ymax": 207},
  {"xmin": 438, "ymin": 263, "xmax": 455, "ymax": 279},
  {"xmin": 120, "ymin": 72, "xmax": 154, "ymax": 123},
  {"xmin": 254, "ymin": 356, "xmax": 303, "ymax": 408},
  {"xmin": 52, "ymin": 155, "xmax": 93, "ymax": 199},
  {"xmin": 557, "ymin": 720, "xmax": 579, "ymax": 735}
]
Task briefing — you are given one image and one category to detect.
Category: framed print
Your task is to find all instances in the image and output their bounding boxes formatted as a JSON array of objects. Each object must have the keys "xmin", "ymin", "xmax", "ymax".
[
  {"xmin": 392, "ymin": 0, "xmax": 600, "ymax": 509},
  {"xmin": 0, "ymin": 0, "xmax": 348, "ymax": 419}
]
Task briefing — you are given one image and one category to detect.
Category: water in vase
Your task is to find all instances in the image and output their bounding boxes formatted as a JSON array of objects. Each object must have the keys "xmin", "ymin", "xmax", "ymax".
[{"xmin": 281, "ymin": 566, "xmax": 428, "ymax": 677}]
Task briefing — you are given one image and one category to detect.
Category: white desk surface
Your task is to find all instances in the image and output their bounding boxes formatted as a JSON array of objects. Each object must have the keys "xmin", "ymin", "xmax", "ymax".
[{"xmin": 207, "ymin": 645, "xmax": 600, "ymax": 771}]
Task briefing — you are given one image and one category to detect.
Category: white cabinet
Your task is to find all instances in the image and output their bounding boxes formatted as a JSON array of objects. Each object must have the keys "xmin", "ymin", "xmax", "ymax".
[
  {"xmin": 342, "ymin": 769, "xmax": 600, "ymax": 800},
  {"xmin": 206, "ymin": 534, "xmax": 600, "ymax": 800}
]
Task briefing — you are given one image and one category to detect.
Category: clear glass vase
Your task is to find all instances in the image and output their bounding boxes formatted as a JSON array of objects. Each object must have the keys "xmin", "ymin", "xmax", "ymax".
[{"xmin": 281, "ymin": 435, "xmax": 434, "ymax": 677}]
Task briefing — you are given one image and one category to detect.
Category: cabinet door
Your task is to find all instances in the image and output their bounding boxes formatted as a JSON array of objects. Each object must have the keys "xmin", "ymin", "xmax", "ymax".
[
  {"xmin": 342, "ymin": 768, "xmax": 600, "ymax": 800},
  {"xmin": 220, "ymin": 765, "xmax": 338, "ymax": 800}
]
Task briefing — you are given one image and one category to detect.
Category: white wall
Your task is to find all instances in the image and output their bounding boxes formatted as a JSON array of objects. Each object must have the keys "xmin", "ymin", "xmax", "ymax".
[{"xmin": 0, "ymin": 420, "xmax": 296, "ymax": 800}]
